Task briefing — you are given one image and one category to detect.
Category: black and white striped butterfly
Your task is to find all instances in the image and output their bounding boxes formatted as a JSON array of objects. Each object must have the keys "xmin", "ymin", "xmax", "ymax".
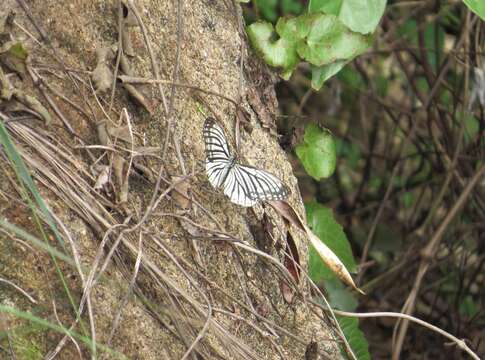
[{"xmin": 203, "ymin": 117, "xmax": 289, "ymax": 207}]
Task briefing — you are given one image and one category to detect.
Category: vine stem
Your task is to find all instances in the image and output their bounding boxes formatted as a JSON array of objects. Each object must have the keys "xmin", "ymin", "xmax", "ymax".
[{"xmin": 333, "ymin": 310, "xmax": 480, "ymax": 360}]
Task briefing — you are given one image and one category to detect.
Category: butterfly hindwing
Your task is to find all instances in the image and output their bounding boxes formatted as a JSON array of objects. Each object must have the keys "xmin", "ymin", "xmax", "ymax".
[
  {"xmin": 233, "ymin": 164, "xmax": 289, "ymax": 202},
  {"xmin": 203, "ymin": 117, "xmax": 289, "ymax": 207}
]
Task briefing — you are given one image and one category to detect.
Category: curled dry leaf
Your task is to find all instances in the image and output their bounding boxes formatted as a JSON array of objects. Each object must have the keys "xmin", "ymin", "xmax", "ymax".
[
  {"xmin": 92, "ymin": 47, "xmax": 115, "ymax": 93},
  {"xmin": 94, "ymin": 165, "xmax": 110, "ymax": 190},
  {"xmin": 118, "ymin": 54, "xmax": 155, "ymax": 113},
  {"xmin": 96, "ymin": 120, "xmax": 109, "ymax": 145},
  {"xmin": 119, "ymin": 2, "xmax": 135, "ymax": 56},
  {"xmin": 121, "ymin": 1, "xmax": 138, "ymax": 26},
  {"xmin": 123, "ymin": 83, "xmax": 155, "ymax": 114},
  {"xmin": 12, "ymin": 89, "xmax": 52, "ymax": 125},
  {"xmin": 267, "ymin": 200, "xmax": 363, "ymax": 294},
  {"xmin": 171, "ymin": 175, "xmax": 191, "ymax": 210},
  {"xmin": 0, "ymin": 66, "xmax": 13, "ymax": 100},
  {"xmin": 113, "ymin": 154, "xmax": 127, "ymax": 203},
  {"xmin": 0, "ymin": 41, "xmax": 28, "ymax": 78},
  {"xmin": 108, "ymin": 124, "xmax": 133, "ymax": 143},
  {"xmin": 0, "ymin": 67, "xmax": 51, "ymax": 125}
]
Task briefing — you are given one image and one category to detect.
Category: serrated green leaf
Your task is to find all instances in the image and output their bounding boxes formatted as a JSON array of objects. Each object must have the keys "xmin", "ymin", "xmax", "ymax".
[
  {"xmin": 338, "ymin": 317, "xmax": 371, "ymax": 360},
  {"xmin": 309, "ymin": 0, "xmax": 386, "ymax": 34},
  {"xmin": 462, "ymin": 0, "xmax": 485, "ymax": 20},
  {"xmin": 295, "ymin": 123, "xmax": 336, "ymax": 180},
  {"xmin": 275, "ymin": 16, "xmax": 311, "ymax": 41},
  {"xmin": 306, "ymin": 202, "xmax": 357, "ymax": 282},
  {"xmin": 247, "ymin": 21, "xmax": 299, "ymax": 78},
  {"xmin": 311, "ymin": 61, "xmax": 347, "ymax": 89},
  {"xmin": 296, "ymin": 14, "xmax": 372, "ymax": 66}
]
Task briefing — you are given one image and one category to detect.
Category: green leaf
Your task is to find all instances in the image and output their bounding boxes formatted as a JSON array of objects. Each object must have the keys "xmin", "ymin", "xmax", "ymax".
[
  {"xmin": 337, "ymin": 317, "xmax": 371, "ymax": 360},
  {"xmin": 459, "ymin": 295, "xmax": 479, "ymax": 317},
  {"xmin": 306, "ymin": 202, "xmax": 357, "ymax": 282},
  {"xmin": 464, "ymin": 115, "xmax": 479, "ymax": 144},
  {"xmin": 281, "ymin": 0, "xmax": 304, "ymax": 15},
  {"xmin": 462, "ymin": 0, "xmax": 485, "ymax": 21},
  {"xmin": 324, "ymin": 278, "xmax": 358, "ymax": 311},
  {"xmin": 338, "ymin": 65, "xmax": 364, "ymax": 89},
  {"xmin": 275, "ymin": 16, "xmax": 311, "ymax": 41},
  {"xmin": 247, "ymin": 21, "xmax": 299, "ymax": 79},
  {"xmin": 308, "ymin": 0, "xmax": 343, "ymax": 15},
  {"xmin": 338, "ymin": 0, "xmax": 387, "ymax": 34},
  {"xmin": 255, "ymin": 0, "xmax": 278, "ymax": 22},
  {"xmin": 423, "ymin": 23, "xmax": 444, "ymax": 71},
  {"xmin": 311, "ymin": 60, "xmax": 347, "ymax": 90},
  {"xmin": 295, "ymin": 123, "xmax": 336, "ymax": 180},
  {"xmin": 296, "ymin": 14, "xmax": 372, "ymax": 66},
  {"xmin": 311, "ymin": 265, "xmax": 370, "ymax": 360},
  {"xmin": 309, "ymin": 0, "xmax": 386, "ymax": 34}
]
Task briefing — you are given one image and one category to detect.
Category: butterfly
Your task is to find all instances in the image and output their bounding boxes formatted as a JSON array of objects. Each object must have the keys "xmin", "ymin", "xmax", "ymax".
[{"xmin": 203, "ymin": 117, "xmax": 289, "ymax": 207}]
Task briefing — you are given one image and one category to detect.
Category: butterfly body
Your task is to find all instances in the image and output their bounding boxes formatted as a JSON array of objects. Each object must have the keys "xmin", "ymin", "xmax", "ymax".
[{"xmin": 203, "ymin": 117, "xmax": 289, "ymax": 207}]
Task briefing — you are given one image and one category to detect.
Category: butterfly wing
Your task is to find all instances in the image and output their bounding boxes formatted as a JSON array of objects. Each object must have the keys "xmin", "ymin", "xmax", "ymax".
[
  {"xmin": 223, "ymin": 164, "xmax": 289, "ymax": 207},
  {"xmin": 203, "ymin": 117, "xmax": 289, "ymax": 207},
  {"xmin": 203, "ymin": 118, "xmax": 232, "ymax": 188}
]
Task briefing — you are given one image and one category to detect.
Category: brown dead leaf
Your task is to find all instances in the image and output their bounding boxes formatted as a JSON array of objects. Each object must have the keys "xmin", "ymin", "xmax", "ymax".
[
  {"xmin": 280, "ymin": 231, "xmax": 301, "ymax": 303},
  {"xmin": 268, "ymin": 200, "xmax": 363, "ymax": 294},
  {"xmin": 284, "ymin": 231, "xmax": 300, "ymax": 283}
]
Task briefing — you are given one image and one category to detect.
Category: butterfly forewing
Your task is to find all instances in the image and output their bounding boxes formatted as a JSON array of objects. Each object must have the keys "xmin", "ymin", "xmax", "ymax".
[
  {"xmin": 204, "ymin": 118, "xmax": 233, "ymax": 188},
  {"xmin": 203, "ymin": 118, "xmax": 231, "ymax": 161},
  {"xmin": 203, "ymin": 117, "xmax": 289, "ymax": 207}
]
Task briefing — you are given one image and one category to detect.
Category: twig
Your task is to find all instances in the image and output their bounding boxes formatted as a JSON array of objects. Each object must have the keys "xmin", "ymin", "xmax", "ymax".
[
  {"xmin": 126, "ymin": 0, "xmax": 168, "ymax": 114},
  {"xmin": 313, "ymin": 307, "xmax": 480, "ymax": 360},
  {"xmin": 0, "ymin": 277, "xmax": 37, "ymax": 304},
  {"xmin": 108, "ymin": 0, "xmax": 124, "ymax": 112},
  {"xmin": 392, "ymin": 164, "xmax": 485, "ymax": 359},
  {"xmin": 118, "ymin": 76, "xmax": 238, "ymax": 105},
  {"xmin": 161, "ymin": 0, "xmax": 184, "ymax": 158},
  {"xmin": 357, "ymin": 115, "xmax": 418, "ymax": 283}
]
